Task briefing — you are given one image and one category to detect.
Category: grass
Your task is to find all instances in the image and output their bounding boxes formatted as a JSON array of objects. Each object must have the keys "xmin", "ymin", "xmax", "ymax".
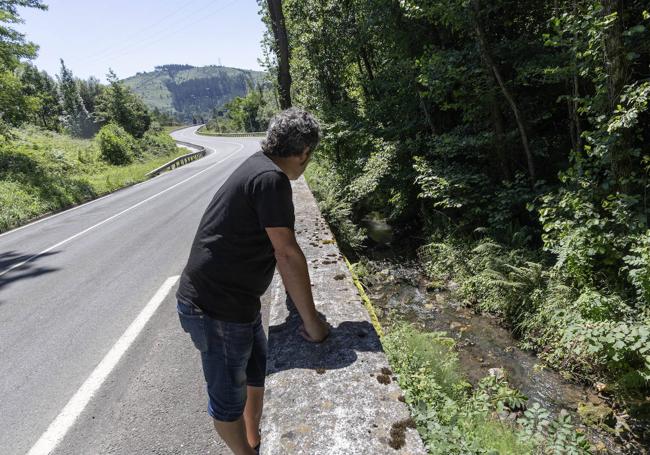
[
  {"xmin": 0, "ymin": 125, "xmax": 189, "ymax": 233},
  {"xmin": 196, "ymin": 125, "xmax": 265, "ymax": 137},
  {"xmin": 383, "ymin": 323, "xmax": 537, "ymax": 454},
  {"xmin": 383, "ymin": 323, "xmax": 590, "ymax": 454},
  {"xmin": 161, "ymin": 124, "xmax": 187, "ymax": 135}
]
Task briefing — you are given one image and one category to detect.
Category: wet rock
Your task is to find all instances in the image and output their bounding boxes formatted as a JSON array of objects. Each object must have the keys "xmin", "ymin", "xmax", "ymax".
[
  {"xmin": 425, "ymin": 279, "xmax": 444, "ymax": 292},
  {"xmin": 488, "ymin": 368, "xmax": 505, "ymax": 380},
  {"xmin": 578, "ymin": 402, "xmax": 616, "ymax": 429},
  {"xmin": 595, "ymin": 382, "xmax": 609, "ymax": 394},
  {"xmin": 449, "ymin": 321, "xmax": 463, "ymax": 331}
]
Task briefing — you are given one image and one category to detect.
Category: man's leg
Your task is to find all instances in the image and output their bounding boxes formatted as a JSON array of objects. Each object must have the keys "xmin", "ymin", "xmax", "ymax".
[
  {"xmin": 202, "ymin": 315, "xmax": 261, "ymax": 455},
  {"xmin": 244, "ymin": 312, "xmax": 267, "ymax": 450},
  {"xmin": 213, "ymin": 418, "xmax": 257, "ymax": 455},
  {"xmin": 244, "ymin": 386, "xmax": 264, "ymax": 448}
]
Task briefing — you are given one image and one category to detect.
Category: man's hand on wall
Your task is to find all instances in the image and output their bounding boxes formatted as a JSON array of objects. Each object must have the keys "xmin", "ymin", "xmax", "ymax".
[{"xmin": 299, "ymin": 318, "xmax": 330, "ymax": 343}]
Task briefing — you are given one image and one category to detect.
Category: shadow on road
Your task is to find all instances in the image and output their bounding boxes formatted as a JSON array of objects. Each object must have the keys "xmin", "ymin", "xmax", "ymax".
[
  {"xmin": 266, "ymin": 295, "xmax": 382, "ymax": 375},
  {"xmin": 0, "ymin": 250, "xmax": 60, "ymax": 304}
]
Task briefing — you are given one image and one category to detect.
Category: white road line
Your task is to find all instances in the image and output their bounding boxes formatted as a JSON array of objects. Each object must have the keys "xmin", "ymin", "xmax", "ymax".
[
  {"xmin": 26, "ymin": 275, "xmax": 180, "ymax": 455},
  {"xmin": 0, "ymin": 144, "xmax": 243, "ymax": 278}
]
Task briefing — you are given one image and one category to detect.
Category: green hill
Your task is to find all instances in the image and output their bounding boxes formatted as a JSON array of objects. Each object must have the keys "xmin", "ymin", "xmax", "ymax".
[{"xmin": 122, "ymin": 64, "xmax": 266, "ymax": 122}]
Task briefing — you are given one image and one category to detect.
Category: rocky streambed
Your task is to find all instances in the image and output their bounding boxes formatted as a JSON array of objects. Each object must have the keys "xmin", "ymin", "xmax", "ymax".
[{"xmin": 359, "ymin": 259, "xmax": 648, "ymax": 455}]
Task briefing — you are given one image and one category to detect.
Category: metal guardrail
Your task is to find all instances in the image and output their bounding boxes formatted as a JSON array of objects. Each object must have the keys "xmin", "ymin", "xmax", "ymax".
[
  {"xmin": 197, "ymin": 129, "xmax": 266, "ymax": 138},
  {"xmin": 146, "ymin": 142, "xmax": 207, "ymax": 177}
]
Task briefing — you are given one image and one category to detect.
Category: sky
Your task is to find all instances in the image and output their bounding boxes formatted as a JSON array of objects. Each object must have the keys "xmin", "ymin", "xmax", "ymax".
[{"xmin": 16, "ymin": 0, "xmax": 267, "ymax": 81}]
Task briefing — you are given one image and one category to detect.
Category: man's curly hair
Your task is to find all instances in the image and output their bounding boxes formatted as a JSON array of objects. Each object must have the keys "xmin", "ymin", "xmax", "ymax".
[{"xmin": 261, "ymin": 107, "xmax": 320, "ymax": 157}]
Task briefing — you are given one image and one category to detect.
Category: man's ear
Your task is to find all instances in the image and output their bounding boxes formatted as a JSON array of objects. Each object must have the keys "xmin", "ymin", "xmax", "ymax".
[{"xmin": 299, "ymin": 147, "xmax": 311, "ymax": 164}]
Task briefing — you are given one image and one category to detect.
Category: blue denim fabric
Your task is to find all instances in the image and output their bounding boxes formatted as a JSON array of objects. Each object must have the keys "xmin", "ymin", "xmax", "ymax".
[{"xmin": 177, "ymin": 300, "xmax": 267, "ymax": 422}]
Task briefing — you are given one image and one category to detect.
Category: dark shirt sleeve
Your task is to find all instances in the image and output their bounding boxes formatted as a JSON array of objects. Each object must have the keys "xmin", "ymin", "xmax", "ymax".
[{"xmin": 250, "ymin": 171, "xmax": 295, "ymax": 230}]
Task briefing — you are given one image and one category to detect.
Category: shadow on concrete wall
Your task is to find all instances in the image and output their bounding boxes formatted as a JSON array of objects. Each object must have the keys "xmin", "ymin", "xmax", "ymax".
[{"xmin": 267, "ymin": 295, "xmax": 382, "ymax": 375}]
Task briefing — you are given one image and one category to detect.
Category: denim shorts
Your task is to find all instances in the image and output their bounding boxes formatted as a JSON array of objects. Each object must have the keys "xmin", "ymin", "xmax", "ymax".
[{"xmin": 177, "ymin": 300, "xmax": 267, "ymax": 422}]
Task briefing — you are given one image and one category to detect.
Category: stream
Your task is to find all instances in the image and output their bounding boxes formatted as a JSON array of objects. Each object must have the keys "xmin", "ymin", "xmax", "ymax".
[{"xmin": 359, "ymin": 259, "xmax": 648, "ymax": 454}]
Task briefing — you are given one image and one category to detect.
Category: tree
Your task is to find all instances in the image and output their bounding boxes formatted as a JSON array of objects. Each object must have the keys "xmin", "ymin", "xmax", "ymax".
[
  {"xmin": 19, "ymin": 63, "xmax": 62, "ymax": 130},
  {"xmin": 264, "ymin": 0, "xmax": 292, "ymax": 108},
  {"xmin": 0, "ymin": 0, "xmax": 47, "ymax": 129},
  {"xmin": 57, "ymin": 59, "xmax": 94, "ymax": 137},
  {"xmin": 95, "ymin": 69, "xmax": 151, "ymax": 138},
  {"xmin": 471, "ymin": 0, "xmax": 536, "ymax": 184},
  {"xmin": 0, "ymin": 0, "xmax": 47, "ymax": 70},
  {"xmin": 78, "ymin": 76, "xmax": 103, "ymax": 117}
]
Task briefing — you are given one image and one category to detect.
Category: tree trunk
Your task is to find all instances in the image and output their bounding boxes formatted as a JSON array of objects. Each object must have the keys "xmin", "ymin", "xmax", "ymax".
[
  {"xmin": 359, "ymin": 46, "xmax": 375, "ymax": 82},
  {"xmin": 266, "ymin": 0, "xmax": 292, "ymax": 109},
  {"xmin": 569, "ymin": 0, "xmax": 583, "ymax": 154},
  {"xmin": 602, "ymin": 0, "xmax": 633, "ymax": 192},
  {"xmin": 418, "ymin": 93, "xmax": 436, "ymax": 135},
  {"xmin": 471, "ymin": 0, "xmax": 536, "ymax": 185},
  {"xmin": 488, "ymin": 92, "xmax": 510, "ymax": 181}
]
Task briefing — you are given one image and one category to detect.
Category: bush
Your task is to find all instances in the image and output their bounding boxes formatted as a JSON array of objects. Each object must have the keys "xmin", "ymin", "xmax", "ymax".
[
  {"xmin": 96, "ymin": 123, "xmax": 136, "ymax": 165},
  {"xmin": 623, "ymin": 231, "xmax": 650, "ymax": 307},
  {"xmin": 139, "ymin": 130, "xmax": 177, "ymax": 157},
  {"xmin": 304, "ymin": 159, "xmax": 367, "ymax": 253}
]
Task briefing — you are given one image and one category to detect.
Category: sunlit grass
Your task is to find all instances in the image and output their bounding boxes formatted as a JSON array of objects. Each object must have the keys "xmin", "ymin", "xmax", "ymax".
[{"xmin": 0, "ymin": 125, "xmax": 189, "ymax": 233}]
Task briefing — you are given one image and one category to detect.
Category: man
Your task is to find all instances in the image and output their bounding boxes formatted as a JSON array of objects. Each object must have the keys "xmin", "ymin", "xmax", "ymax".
[{"xmin": 176, "ymin": 107, "xmax": 329, "ymax": 455}]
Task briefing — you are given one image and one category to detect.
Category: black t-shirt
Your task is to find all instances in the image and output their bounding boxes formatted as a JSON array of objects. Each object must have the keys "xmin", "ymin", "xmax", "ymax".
[{"xmin": 176, "ymin": 151, "xmax": 294, "ymax": 322}]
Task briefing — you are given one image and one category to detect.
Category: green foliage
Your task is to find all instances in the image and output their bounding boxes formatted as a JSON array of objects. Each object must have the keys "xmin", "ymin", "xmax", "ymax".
[
  {"xmin": 0, "ymin": 69, "xmax": 28, "ymax": 125},
  {"xmin": 623, "ymin": 231, "xmax": 650, "ymax": 305},
  {"xmin": 420, "ymin": 234, "xmax": 650, "ymax": 394},
  {"xmin": 96, "ymin": 69, "xmax": 150, "ymax": 138},
  {"xmin": 57, "ymin": 59, "xmax": 95, "ymax": 138},
  {"xmin": 206, "ymin": 80, "xmax": 278, "ymax": 133},
  {"xmin": 557, "ymin": 320, "xmax": 650, "ymax": 388},
  {"xmin": 0, "ymin": 0, "xmax": 46, "ymax": 69},
  {"xmin": 0, "ymin": 125, "xmax": 97, "ymax": 231},
  {"xmin": 275, "ymin": 0, "xmax": 650, "ymax": 403},
  {"xmin": 519, "ymin": 403, "xmax": 590, "ymax": 453},
  {"xmin": 383, "ymin": 323, "xmax": 589, "ymax": 454},
  {"xmin": 96, "ymin": 123, "xmax": 136, "ymax": 165},
  {"xmin": 303, "ymin": 159, "xmax": 366, "ymax": 252},
  {"xmin": 18, "ymin": 63, "xmax": 62, "ymax": 130},
  {"xmin": 139, "ymin": 128, "xmax": 176, "ymax": 156}
]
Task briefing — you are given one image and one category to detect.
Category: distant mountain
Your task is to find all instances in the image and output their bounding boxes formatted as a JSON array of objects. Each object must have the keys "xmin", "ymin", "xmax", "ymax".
[{"xmin": 123, "ymin": 64, "xmax": 266, "ymax": 122}]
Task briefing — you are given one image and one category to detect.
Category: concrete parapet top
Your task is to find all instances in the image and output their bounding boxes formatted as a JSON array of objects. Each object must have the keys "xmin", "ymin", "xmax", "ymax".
[{"xmin": 260, "ymin": 178, "xmax": 425, "ymax": 455}]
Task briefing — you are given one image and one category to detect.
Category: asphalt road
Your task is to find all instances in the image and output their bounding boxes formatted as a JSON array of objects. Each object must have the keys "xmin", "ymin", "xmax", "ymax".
[{"xmin": 0, "ymin": 126, "xmax": 264, "ymax": 455}]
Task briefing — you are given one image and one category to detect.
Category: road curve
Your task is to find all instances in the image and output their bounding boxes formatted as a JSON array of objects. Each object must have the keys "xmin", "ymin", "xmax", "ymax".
[{"xmin": 0, "ymin": 126, "xmax": 262, "ymax": 454}]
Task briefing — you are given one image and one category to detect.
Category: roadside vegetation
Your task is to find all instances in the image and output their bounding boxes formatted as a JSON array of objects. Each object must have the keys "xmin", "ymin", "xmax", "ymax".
[
  {"xmin": 201, "ymin": 81, "xmax": 279, "ymax": 134},
  {"xmin": 384, "ymin": 323, "xmax": 590, "ymax": 454},
  {"xmin": 261, "ymin": 0, "xmax": 650, "ymax": 451},
  {"xmin": 0, "ymin": 1, "xmax": 185, "ymax": 233},
  {"xmin": 0, "ymin": 125, "xmax": 182, "ymax": 232}
]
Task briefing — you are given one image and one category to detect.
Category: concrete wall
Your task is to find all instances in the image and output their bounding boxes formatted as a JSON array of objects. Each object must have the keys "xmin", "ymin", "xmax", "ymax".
[{"xmin": 260, "ymin": 178, "xmax": 425, "ymax": 455}]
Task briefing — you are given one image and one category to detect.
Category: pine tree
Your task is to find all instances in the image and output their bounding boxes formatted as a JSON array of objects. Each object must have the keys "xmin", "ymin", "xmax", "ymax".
[{"xmin": 57, "ymin": 59, "xmax": 93, "ymax": 137}]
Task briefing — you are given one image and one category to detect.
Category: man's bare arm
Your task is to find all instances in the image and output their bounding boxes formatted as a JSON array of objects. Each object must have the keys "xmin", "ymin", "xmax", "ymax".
[{"xmin": 266, "ymin": 227, "xmax": 329, "ymax": 342}]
